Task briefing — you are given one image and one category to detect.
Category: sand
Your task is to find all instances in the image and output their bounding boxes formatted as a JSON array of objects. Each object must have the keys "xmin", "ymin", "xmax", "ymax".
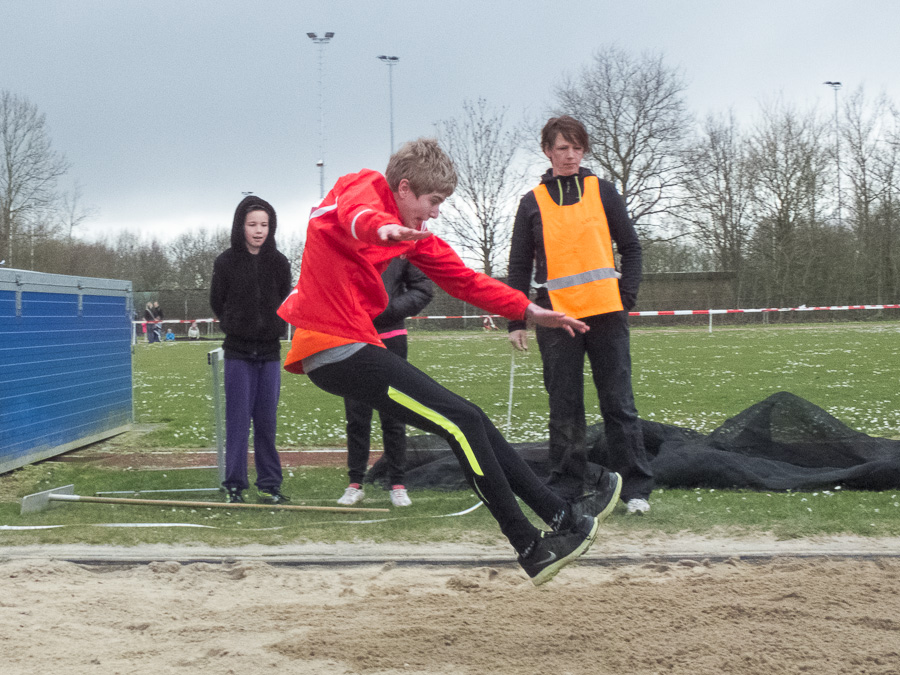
[
  {"xmin": 2, "ymin": 536, "xmax": 900, "ymax": 675},
  {"xmin": 8, "ymin": 441, "xmax": 900, "ymax": 672}
]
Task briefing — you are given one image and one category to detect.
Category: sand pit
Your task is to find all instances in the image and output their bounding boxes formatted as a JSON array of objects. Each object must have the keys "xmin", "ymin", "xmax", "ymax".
[{"xmin": 2, "ymin": 543, "xmax": 899, "ymax": 675}]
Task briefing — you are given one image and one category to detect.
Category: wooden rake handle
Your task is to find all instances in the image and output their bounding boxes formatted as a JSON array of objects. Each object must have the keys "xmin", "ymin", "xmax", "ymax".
[{"xmin": 51, "ymin": 494, "xmax": 389, "ymax": 513}]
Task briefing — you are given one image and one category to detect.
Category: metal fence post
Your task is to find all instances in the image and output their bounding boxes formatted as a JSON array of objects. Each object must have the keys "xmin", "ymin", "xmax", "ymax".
[{"xmin": 207, "ymin": 348, "xmax": 226, "ymax": 486}]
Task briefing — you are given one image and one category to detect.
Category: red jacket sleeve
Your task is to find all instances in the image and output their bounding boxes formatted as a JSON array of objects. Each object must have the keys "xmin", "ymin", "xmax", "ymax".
[
  {"xmin": 333, "ymin": 171, "xmax": 402, "ymax": 245},
  {"xmin": 407, "ymin": 235, "xmax": 530, "ymax": 321}
]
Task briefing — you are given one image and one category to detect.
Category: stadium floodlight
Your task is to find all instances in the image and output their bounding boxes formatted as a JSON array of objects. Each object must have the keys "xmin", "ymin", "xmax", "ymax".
[
  {"xmin": 307, "ymin": 32, "xmax": 335, "ymax": 198},
  {"xmin": 824, "ymin": 81, "xmax": 843, "ymax": 226},
  {"xmin": 377, "ymin": 55, "xmax": 400, "ymax": 153}
]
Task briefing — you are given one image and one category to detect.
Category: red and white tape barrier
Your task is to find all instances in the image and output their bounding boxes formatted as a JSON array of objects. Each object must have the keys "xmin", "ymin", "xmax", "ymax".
[
  {"xmin": 134, "ymin": 304, "xmax": 899, "ymax": 328},
  {"xmin": 628, "ymin": 304, "xmax": 900, "ymax": 317},
  {"xmin": 408, "ymin": 304, "xmax": 900, "ymax": 320}
]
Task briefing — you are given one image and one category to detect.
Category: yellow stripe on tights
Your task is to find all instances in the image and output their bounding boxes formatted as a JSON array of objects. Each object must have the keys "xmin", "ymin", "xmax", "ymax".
[{"xmin": 387, "ymin": 386, "xmax": 484, "ymax": 477}]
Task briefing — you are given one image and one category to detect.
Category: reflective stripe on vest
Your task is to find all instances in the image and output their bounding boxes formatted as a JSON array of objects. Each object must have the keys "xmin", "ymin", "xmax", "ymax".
[{"xmin": 534, "ymin": 175, "xmax": 624, "ymax": 319}]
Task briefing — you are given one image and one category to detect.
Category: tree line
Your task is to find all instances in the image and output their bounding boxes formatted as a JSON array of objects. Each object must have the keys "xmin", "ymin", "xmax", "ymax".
[
  {"xmin": 437, "ymin": 47, "xmax": 900, "ymax": 308},
  {"xmin": 3, "ymin": 46, "xmax": 900, "ymax": 312}
]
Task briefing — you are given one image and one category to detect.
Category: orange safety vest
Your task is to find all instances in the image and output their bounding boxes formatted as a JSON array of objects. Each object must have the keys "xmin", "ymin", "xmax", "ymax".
[{"xmin": 534, "ymin": 175, "xmax": 623, "ymax": 319}]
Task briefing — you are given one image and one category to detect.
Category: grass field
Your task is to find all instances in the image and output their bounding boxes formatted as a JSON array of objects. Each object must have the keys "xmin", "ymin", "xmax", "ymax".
[
  {"xmin": 132, "ymin": 322, "xmax": 900, "ymax": 448},
  {"xmin": 2, "ymin": 321, "xmax": 899, "ymax": 547}
]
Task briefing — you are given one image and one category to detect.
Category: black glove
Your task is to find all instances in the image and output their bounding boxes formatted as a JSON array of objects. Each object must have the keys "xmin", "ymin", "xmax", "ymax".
[{"xmin": 620, "ymin": 290, "xmax": 637, "ymax": 312}]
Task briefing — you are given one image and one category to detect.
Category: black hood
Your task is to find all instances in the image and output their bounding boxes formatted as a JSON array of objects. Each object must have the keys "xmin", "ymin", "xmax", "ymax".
[
  {"xmin": 539, "ymin": 165, "xmax": 595, "ymax": 186},
  {"xmin": 538, "ymin": 166, "xmax": 597, "ymax": 205},
  {"xmin": 231, "ymin": 195, "xmax": 278, "ymax": 253}
]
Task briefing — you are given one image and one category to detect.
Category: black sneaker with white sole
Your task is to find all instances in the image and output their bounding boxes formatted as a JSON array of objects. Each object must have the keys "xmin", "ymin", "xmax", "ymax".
[
  {"xmin": 518, "ymin": 515, "xmax": 600, "ymax": 586},
  {"xmin": 569, "ymin": 471, "xmax": 622, "ymax": 524}
]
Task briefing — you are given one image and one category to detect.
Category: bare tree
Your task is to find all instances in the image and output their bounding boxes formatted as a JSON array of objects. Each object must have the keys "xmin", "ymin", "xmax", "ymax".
[
  {"xmin": 164, "ymin": 227, "xmax": 229, "ymax": 320},
  {"xmin": 39, "ymin": 237, "xmax": 120, "ymax": 278},
  {"xmin": 20, "ymin": 210, "xmax": 61, "ymax": 270},
  {"xmin": 135, "ymin": 238, "xmax": 174, "ymax": 293},
  {"xmin": 436, "ymin": 98, "xmax": 526, "ymax": 276},
  {"xmin": 0, "ymin": 91, "xmax": 69, "ymax": 267},
  {"xmin": 57, "ymin": 180, "xmax": 98, "ymax": 241},
  {"xmin": 280, "ymin": 229, "xmax": 305, "ymax": 283},
  {"xmin": 682, "ymin": 111, "xmax": 756, "ymax": 299},
  {"xmin": 168, "ymin": 227, "xmax": 229, "ymax": 290},
  {"xmin": 167, "ymin": 227, "xmax": 230, "ymax": 290},
  {"xmin": 745, "ymin": 99, "xmax": 830, "ymax": 305},
  {"xmin": 875, "ymin": 104, "xmax": 900, "ymax": 299},
  {"xmin": 554, "ymin": 46, "xmax": 692, "ymax": 236},
  {"xmin": 841, "ymin": 87, "xmax": 900, "ymax": 302}
]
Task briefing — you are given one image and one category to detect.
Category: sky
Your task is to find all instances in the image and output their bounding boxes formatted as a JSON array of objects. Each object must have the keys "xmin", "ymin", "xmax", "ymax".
[{"xmin": 2, "ymin": 0, "xmax": 899, "ymax": 247}]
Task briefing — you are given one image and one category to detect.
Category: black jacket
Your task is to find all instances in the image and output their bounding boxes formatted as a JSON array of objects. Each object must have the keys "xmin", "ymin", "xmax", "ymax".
[
  {"xmin": 506, "ymin": 167, "xmax": 642, "ymax": 331},
  {"xmin": 373, "ymin": 258, "xmax": 433, "ymax": 334},
  {"xmin": 210, "ymin": 195, "xmax": 293, "ymax": 361}
]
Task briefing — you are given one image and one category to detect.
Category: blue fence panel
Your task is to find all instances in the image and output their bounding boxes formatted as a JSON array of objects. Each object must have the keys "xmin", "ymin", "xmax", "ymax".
[{"xmin": 0, "ymin": 269, "xmax": 133, "ymax": 473}]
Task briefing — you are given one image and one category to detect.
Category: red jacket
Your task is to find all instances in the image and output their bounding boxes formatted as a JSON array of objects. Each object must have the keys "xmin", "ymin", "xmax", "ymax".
[{"xmin": 278, "ymin": 169, "xmax": 530, "ymax": 373}]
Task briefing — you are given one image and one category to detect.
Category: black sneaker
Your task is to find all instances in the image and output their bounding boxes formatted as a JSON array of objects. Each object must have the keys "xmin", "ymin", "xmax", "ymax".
[
  {"xmin": 257, "ymin": 487, "xmax": 290, "ymax": 504},
  {"xmin": 225, "ymin": 488, "xmax": 244, "ymax": 504},
  {"xmin": 518, "ymin": 515, "xmax": 600, "ymax": 586},
  {"xmin": 569, "ymin": 471, "xmax": 622, "ymax": 524}
]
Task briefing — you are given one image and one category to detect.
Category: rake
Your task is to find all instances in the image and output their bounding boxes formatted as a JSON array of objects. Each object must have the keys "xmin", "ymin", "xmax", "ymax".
[{"xmin": 20, "ymin": 485, "xmax": 389, "ymax": 515}]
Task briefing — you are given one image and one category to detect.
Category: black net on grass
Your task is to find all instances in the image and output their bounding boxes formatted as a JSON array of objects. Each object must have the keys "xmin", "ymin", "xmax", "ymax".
[{"xmin": 366, "ymin": 392, "xmax": 900, "ymax": 491}]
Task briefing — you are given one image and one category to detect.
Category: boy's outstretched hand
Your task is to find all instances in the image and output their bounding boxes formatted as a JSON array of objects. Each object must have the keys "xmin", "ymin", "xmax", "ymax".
[
  {"xmin": 378, "ymin": 224, "xmax": 432, "ymax": 244},
  {"xmin": 524, "ymin": 303, "xmax": 589, "ymax": 338}
]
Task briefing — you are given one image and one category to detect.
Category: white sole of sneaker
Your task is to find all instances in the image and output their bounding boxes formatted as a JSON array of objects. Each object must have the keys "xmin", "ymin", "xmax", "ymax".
[
  {"xmin": 531, "ymin": 517, "xmax": 601, "ymax": 587},
  {"xmin": 596, "ymin": 473, "xmax": 623, "ymax": 523}
]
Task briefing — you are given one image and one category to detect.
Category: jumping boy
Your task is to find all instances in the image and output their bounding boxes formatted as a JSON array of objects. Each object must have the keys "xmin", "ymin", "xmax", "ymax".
[{"xmin": 278, "ymin": 139, "xmax": 621, "ymax": 585}]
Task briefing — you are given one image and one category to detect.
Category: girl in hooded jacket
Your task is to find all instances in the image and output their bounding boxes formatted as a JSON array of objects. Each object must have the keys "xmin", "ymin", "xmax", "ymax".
[{"xmin": 210, "ymin": 195, "xmax": 293, "ymax": 503}]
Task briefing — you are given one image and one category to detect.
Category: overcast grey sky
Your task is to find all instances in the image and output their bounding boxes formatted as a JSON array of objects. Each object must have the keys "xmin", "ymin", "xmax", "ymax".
[{"xmin": 2, "ymin": 0, "xmax": 898, "ymax": 245}]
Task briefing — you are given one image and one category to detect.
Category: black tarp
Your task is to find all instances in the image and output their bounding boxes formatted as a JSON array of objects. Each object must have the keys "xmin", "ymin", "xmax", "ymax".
[{"xmin": 367, "ymin": 392, "xmax": 900, "ymax": 491}]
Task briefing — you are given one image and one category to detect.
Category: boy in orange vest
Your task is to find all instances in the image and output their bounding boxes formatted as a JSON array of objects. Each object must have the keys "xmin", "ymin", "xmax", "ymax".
[{"xmin": 508, "ymin": 116, "xmax": 654, "ymax": 514}]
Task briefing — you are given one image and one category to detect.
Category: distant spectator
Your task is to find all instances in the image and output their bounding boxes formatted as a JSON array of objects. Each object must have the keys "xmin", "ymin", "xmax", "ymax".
[
  {"xmin": 152, "ymin": 301, "xmax": 164, "ymax": 343},
  {"xmin": 144, "ymin": 301, "xmax": 160, "ymax": 344},
  {"xmin": 188, "ymin": 322, "xmax": 200, "ymax": 340}
]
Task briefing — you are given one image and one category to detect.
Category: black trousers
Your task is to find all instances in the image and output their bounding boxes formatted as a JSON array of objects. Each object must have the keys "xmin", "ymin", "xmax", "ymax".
[
  {"xmin": 343, "ymin": 334, "xmax": 408, "ymax": 485},
  {"xmin": 536, "ymin": 310, "xmax": 654, "ymax": 502},
  {"xmin": 309, "ymin": 345, "xmax": 566, "ymax": 552}
]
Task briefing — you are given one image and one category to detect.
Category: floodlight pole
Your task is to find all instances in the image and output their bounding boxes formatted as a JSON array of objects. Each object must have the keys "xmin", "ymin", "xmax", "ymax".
[
  {"xmin": 378, "ymin": 55, "xmax": 399, "ymax": 154},
  {"xmin": 824, "ymin": 81, "xmax": 843, "ymax": 227},
  {"xmin": 308, "ymin": 32, "xmax": 335, "ymax": 199}
]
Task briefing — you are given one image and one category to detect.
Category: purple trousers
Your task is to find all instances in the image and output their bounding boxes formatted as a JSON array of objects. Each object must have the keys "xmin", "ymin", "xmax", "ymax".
[{"xmin": 223, "ymin": 358, "xmax": 283, "ymax": 491}]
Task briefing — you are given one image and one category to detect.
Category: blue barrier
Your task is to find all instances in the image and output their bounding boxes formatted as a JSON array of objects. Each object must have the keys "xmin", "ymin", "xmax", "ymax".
[{"xmin": 0, "ymin": 268, "xmax": 133, "ymax": 473}]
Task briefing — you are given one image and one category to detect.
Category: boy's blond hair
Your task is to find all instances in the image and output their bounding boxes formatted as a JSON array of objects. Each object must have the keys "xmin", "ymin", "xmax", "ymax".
[{"xmin": 385, "ymin": 138, "xmax": 458, "ymax": 197}]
